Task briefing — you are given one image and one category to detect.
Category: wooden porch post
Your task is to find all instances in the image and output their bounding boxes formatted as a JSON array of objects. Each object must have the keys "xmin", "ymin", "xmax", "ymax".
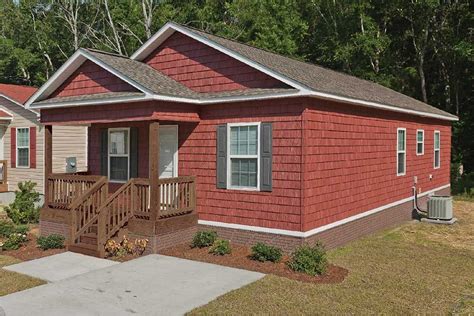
[
  {"xmin": 44, "ymin": 125, "xmax": 53, "ymax": 205},
  {"xmin": 149, "ymin": 121, "xmax": 160, "ymax": 221}
]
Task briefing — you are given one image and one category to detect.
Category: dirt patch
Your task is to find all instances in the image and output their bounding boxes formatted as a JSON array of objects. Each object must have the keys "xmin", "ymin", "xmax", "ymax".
[
  {"xmin": 160, "ymin": 243, "xmax": 348, "ymax": 284},
  {"xmin": 1, "ymin": 233, "xmax": 65, "ymax": 261}
]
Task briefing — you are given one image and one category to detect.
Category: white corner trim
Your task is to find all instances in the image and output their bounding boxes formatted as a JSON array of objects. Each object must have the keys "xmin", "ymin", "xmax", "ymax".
[{"xmin": 198, "ymin": 183, "xmax": 451, "ymax": 238}]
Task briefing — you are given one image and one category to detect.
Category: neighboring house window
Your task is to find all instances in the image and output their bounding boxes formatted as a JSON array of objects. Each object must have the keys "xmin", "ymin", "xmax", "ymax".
[
  {"xmin": 434, "ymin": 131, "xmax": 440, "ymax": 169},
  {"xmin": 416, "ymin": 130, "xmax": 424, "ymax": 155},
  {"xmin": 228, "ymin": 123, "xmax": 259, "ymax": 189},
  {"xmin": 397, "ymin": 128, "xmax": 406, "ymax": 176},
  {"xmin": 16, "ymin": 127, "xmax": 30, "ymax": 168},
  {"xmin": 108, "ymin": 128, "xmax": 129, "ymax": 182}
]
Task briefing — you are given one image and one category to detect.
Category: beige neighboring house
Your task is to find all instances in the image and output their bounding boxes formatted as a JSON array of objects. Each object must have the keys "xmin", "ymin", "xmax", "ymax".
[{"xmin": 0, "ymin": 83, "xmax": 87, "ymax": 199}]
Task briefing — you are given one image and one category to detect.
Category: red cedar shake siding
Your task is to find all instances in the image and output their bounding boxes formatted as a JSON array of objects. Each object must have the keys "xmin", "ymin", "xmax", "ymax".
[
  {"xmin": 77, "ymin": 98, "xmax": 305, "ymax": 231},
  {"xmin": 301, "ymin": 99, "xmax": 451, "ymax": 231},
  {"xmin": 40, "ymin": 96, "xmax": 451, "ymax": 233},
  {"xmin": 145, "ymin": 32, "xmax": 288, "ymax": 92},
  {"xmin": 40, "ymin": 101, "xmax": 200, "ymax": 125},
  {"xmin": 51, "ymin": 60, "xmax": 137, "ymax": 98}
]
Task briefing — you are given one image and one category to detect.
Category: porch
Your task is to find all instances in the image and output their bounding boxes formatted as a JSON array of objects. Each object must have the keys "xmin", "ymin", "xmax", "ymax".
[{"xmin": 41, "ymin": 121, "xmax": 198, "ymax": 257}]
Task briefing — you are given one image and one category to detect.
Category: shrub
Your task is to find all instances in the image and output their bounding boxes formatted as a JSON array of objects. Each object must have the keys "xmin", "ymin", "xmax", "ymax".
[
  {"xmin": 2, "ymin": 233, "xmax": 28, "ymax": 250},
  {"xmin": 209, "ymin": 239, "xmax": 231, "ymax": 256},
  {"xmin": 37, "ymin": 234, "xmax": 65, "ymax": 250},
  {"xmin": 5, "ymin": 181, "xmax": 41, "ymax": 225},
  {"xmin": 0, "ymin": 220, "xmax": 15, "ymax": 238},
  {"xmin": 250, "ymin": 242, "xmax": 283, "ymax": 263},
  {"xmin": 288, "ymin": 242, "xmax": 328, "ymax": 276},
  {"xmin": 0, "ymin": 221, "xmax": 28, "ymax": 238},
  {"xmin": 191, "ymin": 231, "xmax": 217, "ymax": 248}
]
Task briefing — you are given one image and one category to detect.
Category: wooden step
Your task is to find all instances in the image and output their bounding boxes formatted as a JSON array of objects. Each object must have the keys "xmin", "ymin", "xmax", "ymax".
[
  {"xmin": 80, "ymin": 233, "xmax": 97, "ymax": 245},
  {"xmin": 68, "ymin": 243, "xmax": 101, "ymax": 257}
]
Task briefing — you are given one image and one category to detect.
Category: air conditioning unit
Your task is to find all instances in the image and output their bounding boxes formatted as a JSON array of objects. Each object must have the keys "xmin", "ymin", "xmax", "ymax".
[{"xmin": 427, "ymin": 196, "xmax": 453, "ymax": 220}]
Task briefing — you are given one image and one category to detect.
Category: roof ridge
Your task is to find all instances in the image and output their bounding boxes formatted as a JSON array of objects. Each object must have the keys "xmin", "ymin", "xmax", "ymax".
[
  {"xmin": 83, "ymin": 48, "xmax": 130, "ymax": 59},
  {"xmin": 172, "ymin": 22, "xmax": 379, "ymax": 88}
]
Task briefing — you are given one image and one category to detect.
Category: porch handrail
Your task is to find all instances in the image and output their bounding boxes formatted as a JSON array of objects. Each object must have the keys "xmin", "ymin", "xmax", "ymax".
[
  {"xmin": 70, "ymin": 176, "xmax": 108, "ymax": 244},
  {"xmin": 47, "ymin": 173, "xmax": 104, "ymax": 209},
  {"xmin": 97, "ymin": 178, "xmax": 136, "ymax": 254}
]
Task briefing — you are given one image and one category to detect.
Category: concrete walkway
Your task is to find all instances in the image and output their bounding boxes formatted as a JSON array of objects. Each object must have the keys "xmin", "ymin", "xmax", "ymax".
[
  {"xmin": 4, "ymin": 252, "xmax": 119, "ymax": 282},
  {"xmin": 0, "ymin": 254, "xmax": 264, "ymax": 316}
]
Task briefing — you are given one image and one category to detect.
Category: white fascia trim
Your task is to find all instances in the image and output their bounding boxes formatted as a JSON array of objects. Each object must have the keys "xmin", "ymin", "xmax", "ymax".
[
  {"xmin": 132, "ymin": 22, "xmax": 310, "ymax": 92},
  {"xmin": 307, "ymin": 92, "xmax": 458, "ymax": 122},
  {"xmin": 81, "ymin": 49, "xmax": 154, "ymax": 95},
  {"xmin": 198, "ymin": 183, "xmax": 451, "ymax": 238},
  {"xmin": 30, "ymin": 89, "xmax": 305, "ymax": 110},
  {"xmin": 26, "ymin": 49, "xmax": 153, "ymax": 109},
  {"xmin": 32, "ymin": 94, "xmax": 153, "ymax": 110},
  {"xmin": 0, "ymin": 94, "xmax": 38, "ymax": 117}
]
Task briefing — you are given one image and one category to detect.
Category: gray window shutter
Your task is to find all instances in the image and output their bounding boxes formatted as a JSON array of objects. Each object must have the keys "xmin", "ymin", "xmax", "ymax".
[
  {"xmin": 100, "ymin": 129, "xmax": 108, "ymax": 176},
  {"xmin": 260, "ymin": 123, "xmax": 272, "ymax": 191},
  {"xmin": 130, "ymin": 127, "xmax": 138, "ymax": 178},
  {"xmin": 216, "ymin": 124, "xmax": 227, "ymax": 189}
]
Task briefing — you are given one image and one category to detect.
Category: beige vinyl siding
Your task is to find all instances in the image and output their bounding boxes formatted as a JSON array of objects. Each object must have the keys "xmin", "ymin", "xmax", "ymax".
[
  {"xmin": 52, "ymin": 125, "xmax": 88, "ymax": 174},
  {"xmin": 0, "ymin": 97, "xmax": 87, "ymax": 194}
]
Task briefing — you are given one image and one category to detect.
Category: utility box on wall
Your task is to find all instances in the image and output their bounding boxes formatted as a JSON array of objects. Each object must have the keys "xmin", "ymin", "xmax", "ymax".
[{"xmin": 66, "ymin": 157, "xmax": 77, "ymax": 173}]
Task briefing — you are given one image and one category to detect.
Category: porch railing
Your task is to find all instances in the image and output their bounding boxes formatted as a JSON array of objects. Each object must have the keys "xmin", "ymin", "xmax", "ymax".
[
  {"xmin": 47, "ymin": 174, "xmax": 105, "ymax": 209},
  {"xmin": 0, "ymin": 160, "xmax": 7, "ymax": 185},
  {"xmin": 159, "ymin": 176, "xmax": 196, "ymax": 218},
  {"xmin": 70, "ymin": 177, "xmax": 108, "ymax": 244}
]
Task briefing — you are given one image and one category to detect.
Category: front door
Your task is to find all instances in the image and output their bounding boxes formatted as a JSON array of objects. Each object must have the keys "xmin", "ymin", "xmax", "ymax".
[{"xmin": 159, "ymin": 125, "xmax": 178, "ymax": 179}]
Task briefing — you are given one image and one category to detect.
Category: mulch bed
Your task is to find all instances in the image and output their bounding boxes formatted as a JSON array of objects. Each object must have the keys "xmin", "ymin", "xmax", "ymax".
[
  {"xmin": 1, "ymin": 233, "xmax": 65, "ymax": 262},
  {"xmin": 160, "ymin": 243, "xmax": 349, "ymax": 284}
]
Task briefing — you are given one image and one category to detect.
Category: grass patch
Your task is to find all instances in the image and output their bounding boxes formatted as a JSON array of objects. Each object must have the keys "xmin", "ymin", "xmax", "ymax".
[
  {"xmin": 190, "ymin": 200, "xmax": 474, "ymax": 315},
  {"xmin": 0, "ymin": 255, "xmax": 46, "ymax": 296}
]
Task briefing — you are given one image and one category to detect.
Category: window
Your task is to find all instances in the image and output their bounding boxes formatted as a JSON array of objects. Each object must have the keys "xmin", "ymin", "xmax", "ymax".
[
  {"xmin": 416, "ymin": 130, "xmax": 424, "ymax": 155},
  {"xmin": 108, "ymin": 128, "xmax": 129, "ymax": 182},
  {"xmin": 16, "ymin": 127, "xmax": 30, "ymax": 168},
  {"xmin": 434, "ymin": 131, "xmax": 440, "ymax": 169},
  {"xmin": 397, "ymin": 128, "xmax": 406, "ymax": 176},
  {"xmin": 228, "ymin": 123, "xmax": 259, "ymax": 189}
]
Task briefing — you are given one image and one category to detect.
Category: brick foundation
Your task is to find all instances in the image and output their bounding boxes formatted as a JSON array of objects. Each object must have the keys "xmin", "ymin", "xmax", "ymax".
[
  {"xmin": 199, "ymin": 186, "xmax": 451, "ymax": 252},
  {"xmin": 39, "ymin": 219, "xmax": 70, "ymax": 242},
  {"xmin": 39, "ymin": 187, "xmax": 450, "ymax": 255}
]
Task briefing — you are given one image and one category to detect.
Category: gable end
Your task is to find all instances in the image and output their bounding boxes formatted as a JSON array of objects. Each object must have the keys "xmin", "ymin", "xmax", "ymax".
[
  {"xmin": 145, "ymin": 32, "xmax": 289, "ymax": 93},
  {"xmin": 50, "ymin": 60, "xmax": 138, "ymax": 98}
]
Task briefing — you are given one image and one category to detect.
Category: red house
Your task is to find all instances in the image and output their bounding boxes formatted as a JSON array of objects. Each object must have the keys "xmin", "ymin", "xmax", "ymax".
[{"xmin": 26, "ymin": 22, "xmax": 457, "ymax": 256}]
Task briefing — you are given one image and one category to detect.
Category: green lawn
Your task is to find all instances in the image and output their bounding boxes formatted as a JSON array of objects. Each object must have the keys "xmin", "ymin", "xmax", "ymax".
[
  {"xmin": 0, "ymin": 255, "xmax": 46, "ymax": 296},
  {"xmin": 190, "ymin": 199, "xmax": 474, "ymax": 315}
]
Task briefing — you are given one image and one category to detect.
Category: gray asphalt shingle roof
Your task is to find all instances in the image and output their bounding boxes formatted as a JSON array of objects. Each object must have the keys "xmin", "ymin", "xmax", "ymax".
[
  {"xmin": 35, "ymin": 25, "xmax": 456, "ymax": 120},
  {"xmin": 178, "ymin": 24, "xmax": 456, "ymax": 119}
]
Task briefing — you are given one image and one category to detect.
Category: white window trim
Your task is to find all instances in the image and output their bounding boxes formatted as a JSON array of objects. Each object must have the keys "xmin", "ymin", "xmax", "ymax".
[
  {"xmin": 397, "ymin": 128, "xmax": 406, "ymax": 176},
  {"xmin": 434, "ymin": 130, "xmax": 441, "ymax": 169},
  {"xmin": 108, "ymin": 127, "xmax": 130, "ymax": 183},
  {"xmin": 227, "ymin": 122, "xmax": 261, "ymax": 191},
  {"xmin": 416, "ymin": 129, "xmax": 424, "ymax": 156},
  {"xmin": 16, "ymin": 127, "xmax": 30, "ymax": 169}
]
